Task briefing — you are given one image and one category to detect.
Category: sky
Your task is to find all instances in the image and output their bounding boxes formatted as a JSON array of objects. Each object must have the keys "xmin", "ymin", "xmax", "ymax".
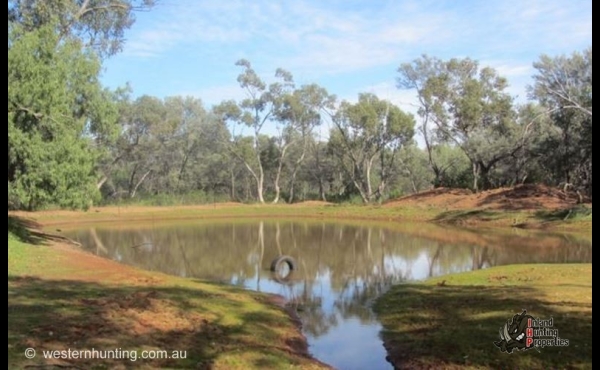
[{"xmin": 101, "ymin": 0, "xmax": 592, "ymax": 136}]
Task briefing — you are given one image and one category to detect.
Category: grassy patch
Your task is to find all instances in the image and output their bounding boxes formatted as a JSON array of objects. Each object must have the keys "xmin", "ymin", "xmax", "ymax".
[
  {"xmin": 8, "ymin": 231, "xmax": 328, "ymax": 369},
  {"xmin": 101, "ymin": 191, "xmax": 232, "ymax": 207},
  {"xmin": 433, "ymin": 209, "xmax": 508, "ymax": 224},
  {"xmin": 15, "ymin": 202, "xmax": 591, "ymax": 236},
  {"xmin": 432, "ymin": 206, "xmax": 592, "ymax": 233},
  {"xmin": 374, "ymin": 264, "xmax": 592, "ymax": 369},
  {"xmin": 8, "ymin": 233, "xmax": 63, "ymax": 276},
  {"xmin": 535, "ymin": 205, "xmax": 592, "ymax": 222}
]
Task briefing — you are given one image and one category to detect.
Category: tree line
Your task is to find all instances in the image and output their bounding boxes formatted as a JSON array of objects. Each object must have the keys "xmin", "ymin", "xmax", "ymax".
[{"xmin": 8, "ymin": 1, "xmax": 592, "ymax": 210}]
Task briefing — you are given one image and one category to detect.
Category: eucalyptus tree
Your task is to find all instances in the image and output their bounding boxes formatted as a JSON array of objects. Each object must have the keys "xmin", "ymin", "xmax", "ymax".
[
  {"xmin": 163, "ymin": 96, "xmax": 230, "ymax": 195},
  {"xmin": 103, "ymin": 95, "xmax": 231, "ymax": 200},
  {"xmin": 531, "ymin": 47, "xmax": 592, "ymax": 119},
  {"xmin": 266, "ymin": 68, "xmax": 295, "ymax": 203},
  {"xmin": 304, "ymin": 139, "xmax": 337, "ymax": 202},
  {"xmin": 394, "ymin": 144, "xmax": 435, "ymax": 195},
  {"xmin": 111, "ymin": 95, "xmax": 166, "ymax": 198},
  {"xmin": 330, "ymin": 93, "xmax": 415, "ymax": 203},
  {"xmin": 214, "ymin": 60, "xmax": 301, "ymax": 203},
  {"xmin": 529, "ymin": 48, "xmax": 592, "ymax": 197},
  {"xmin": 398, "ymin": 56, "xmax": 518, "ymax": 192},
  {"xmin": 8, "ymin": 0, "xmax": 155, "ymax": 58},
  {"xmin": 397, "ymin": 56, "xmax": 449, "ymax": 187},
  {"xmin": 273, "ymin": 83, "xmax": 336, "ymax": 203}
]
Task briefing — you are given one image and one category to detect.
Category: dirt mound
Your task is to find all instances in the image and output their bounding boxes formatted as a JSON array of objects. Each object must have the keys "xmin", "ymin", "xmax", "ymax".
[{"xmin": 385, "ymin": 184, "xmax": 585, "ymax": 211}]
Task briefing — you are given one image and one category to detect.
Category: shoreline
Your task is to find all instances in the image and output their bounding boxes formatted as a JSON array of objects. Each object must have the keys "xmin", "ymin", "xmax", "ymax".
[
  {"xmin": 8, "ymin": 199, "xmax": 592, "ymax": 369},
  {"xmin": 11, "ymin": 200, "xmax": 592, "ymax": 235},
  {"xmin": 8, "ymin": 218, "xmax": 332, "ymax": 369}
]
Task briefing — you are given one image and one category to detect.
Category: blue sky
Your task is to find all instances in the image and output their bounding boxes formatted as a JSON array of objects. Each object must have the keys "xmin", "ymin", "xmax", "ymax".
[{"xmin": 102, "ymin": 0, "xmax": 592, "ymax": 121}]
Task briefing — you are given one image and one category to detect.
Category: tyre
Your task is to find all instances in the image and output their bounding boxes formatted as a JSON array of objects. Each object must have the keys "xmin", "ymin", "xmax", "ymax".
[{"xmin": 270, "ymin": 255, "xmax": 297, "ymax": 283}]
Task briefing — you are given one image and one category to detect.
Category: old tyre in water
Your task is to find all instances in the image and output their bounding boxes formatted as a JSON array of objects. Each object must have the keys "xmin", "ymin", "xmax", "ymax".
[{"xmin": 270, "ymin": 255, "xmax": 297, "ymax": 283}]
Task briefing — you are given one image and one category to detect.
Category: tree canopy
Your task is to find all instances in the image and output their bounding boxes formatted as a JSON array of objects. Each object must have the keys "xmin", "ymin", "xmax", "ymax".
[
  {"xmin": 8, "ymin": 0, "xmax": 153, "ymax": 210},
  {"xmin": 6, "ymin": 3, "xmax": 592, "ymax": 208}
]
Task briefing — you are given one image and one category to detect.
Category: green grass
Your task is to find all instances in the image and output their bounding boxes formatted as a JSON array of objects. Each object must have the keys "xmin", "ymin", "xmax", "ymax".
[
  {"xmin": 8, "ymin": 228, "xmax": 328, "ymax": 369},
  {"xmin": 374, "ymin": 264, "xmax": 592, "ymax": 369},
  {"xmin": 26, "ymin": 202, "xmax": 592, "ymax": 235},
  {"xmin": 8, "ymin": 233, "xmax": 62, "ymax": 276},
  {"xmin": 535, "ymin": 205, "xmax": 593, "ymax": 222},
  {"xmin": 101, "ymin": 190, "xmax": 233, "ymax": 207},
  {"xmin": 432, "ymin": 206, "xmax": 592, "ymax": 233},
  {"xmin": 8, "ymin": 204, "xmax": 592, "ymax": 369}
]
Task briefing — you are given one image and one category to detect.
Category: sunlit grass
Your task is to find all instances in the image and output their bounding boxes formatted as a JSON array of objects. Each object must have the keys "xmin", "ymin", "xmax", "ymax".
[
  {"xmin": 374, "ymin": 264, "xmax": 592, "ymax": 369},
  {"xmin": 8, "ymin": 230, "xmax": 328, "ymax": 369}
]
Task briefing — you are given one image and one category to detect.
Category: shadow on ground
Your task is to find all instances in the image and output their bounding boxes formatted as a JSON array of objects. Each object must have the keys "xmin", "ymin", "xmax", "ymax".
[
  {"xmin": 8, "ymin": 216, "xmax": 47, "ymax": 245},
  {"xmin": 433, "ymin": 209, "xmax": 506, "ymax": 225},
  {"xmin": 534, "ymin": 206, "xmax": 592, "ymax": 223},
  {"xmin": 375, "ymin": 279, "xmax": 592, "ymax": 369},
  {"xmin": 8, "ymin": 275, "xmax": 320, "ymax": 369}
]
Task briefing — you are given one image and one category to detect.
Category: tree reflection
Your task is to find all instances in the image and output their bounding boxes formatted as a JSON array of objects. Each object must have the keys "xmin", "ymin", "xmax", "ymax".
[{"xmin": 67, "ymin": 221, "xmax": 592, "ymax": 338}]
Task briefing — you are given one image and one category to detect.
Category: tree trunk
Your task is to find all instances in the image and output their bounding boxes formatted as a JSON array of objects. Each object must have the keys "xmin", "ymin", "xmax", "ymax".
[
  {"xmin": 131, "ymin": 170, "xmax": 152, "ymax": 199},
  {"xmin": 96, "ymin": 176, "xmax": 108, "ymax": 190},
  {"xmin": 272, "ymin": 144, "xmax": 290, "ymax": 204},
  {"xmin": 256, "ymin": 174, "xmax": 265, "ymax": 204},
  {"xmin": 244, "ymin": 177, "xmax": 250, "ymax": 202},
  {"xmin": 376, "ymin": 179, "xmax": 387, "ymax": 201},
  {"xmin": 239, "ymin": 159, "xmax": 265, "ymax": 204},
  {"xmin": 353, "ymin": 180, "xmax": 370, "ymax": 204},
  {"xmin": 366, "ymin": 158, "xmax": 374, "ymax": 202},
  {"xmin": 287, "ymin": 144, "xmax": 307, "ymax": 204},
  {"xmin": 319, "ymin": 177, "xmax": 326, "ymax": 202},
  {"xmin": 288, "ymin": 177, "xmax": 296, "ymax": 204},
  {"xmin": 422, "ymin": 118, "xmax": 443, "ymax": 187},
  {"xmin": 176, "ymin": 150, "xmax": 191, "ymax": 191},
  {"xmin": 472, "ymin": 162, "xmax": 480, "ymax": 193},
  {"xmin": 230, "ymin": 168, "xmax": 236, "ymax": 201},
  {"xmin": 128, "ymin": 165, "xmax": 139, "ymax": 198},
  {"xmin": 256, "ymin": 151, "xmax": 265, "ymax": 203}
]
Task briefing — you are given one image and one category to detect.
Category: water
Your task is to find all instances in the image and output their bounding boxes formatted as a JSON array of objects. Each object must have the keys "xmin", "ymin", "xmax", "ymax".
[{"xmin": 65, "ymin": 220, "xmax": 592, "ymax": 370}]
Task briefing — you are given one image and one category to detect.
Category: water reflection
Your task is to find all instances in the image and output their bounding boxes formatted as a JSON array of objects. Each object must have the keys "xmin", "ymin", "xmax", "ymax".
[{"xmin": 66, "ymin": 221, "xmax": 592, "ymax": 370}]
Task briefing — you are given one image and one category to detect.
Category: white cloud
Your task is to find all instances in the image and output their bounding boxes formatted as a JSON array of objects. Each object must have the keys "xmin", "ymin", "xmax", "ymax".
[
  {"xmin": 477, "ymin": 0, "xmax": 592, "ymax": 54},
  {"xmin": 181, "ymin": 84, "xmax": 247, "ymax": 107},
  {"xmin": 124, "ymin": 28, "xmax": 180, "ymax": 57},
  {"xmin": 121, "ymin": 0, "xmax": 453, "ymax": 74},
  {"xmin": 109, "ymin": 0, "xmax": 591, "ymax": 115},
  {"xmin": 120, "ymin": 0, "xmax": 590, "ymax": 80}
]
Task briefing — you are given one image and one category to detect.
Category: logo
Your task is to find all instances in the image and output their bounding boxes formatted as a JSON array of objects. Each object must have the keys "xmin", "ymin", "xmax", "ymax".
[{"xmin": 494, "ymin": 310, "xmax": 569, "ymax": 353}]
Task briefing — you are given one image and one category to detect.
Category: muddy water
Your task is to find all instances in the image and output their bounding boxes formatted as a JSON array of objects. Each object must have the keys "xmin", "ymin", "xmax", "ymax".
[{"xmin": 65, "ymin": 221, "xmax": 592, "ymax": 370}]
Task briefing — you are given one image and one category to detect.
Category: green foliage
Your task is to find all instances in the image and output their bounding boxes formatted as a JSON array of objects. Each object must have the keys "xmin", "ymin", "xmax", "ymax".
[
  {"xmin": 100, "ymin": 95, "xmax": 231, "ymax": 200},
  {"xmin": 431, "ymin": 145, "xmax": 472, "ymax": 188},
  {"xmin": 529, "ymin": 47, "xmax": 592, "ymax": 196},
  {"xmin": 7, "ymin": 14, "xmax": 591, "ymax": 211},
  {"xmin": 103, "ymin": 191, "xmax": 231, "ymax": 207},
  {"xmin": 8, "ymin": 23, "xmax": 116, "ymax": 210},
  {"xmin": 7, "ymin": 0, "xmax": 153, "ymax": 210},
  {"xmin": 398, "ymin": 56, "xmax": 518, "ymax": 192},
  {"xmin": 390, "ymin": 144, "xmax": 432, "ymax": 195},
  {"xmin": 330, "ymin": 93, "xmax": 415, "ymax": 203},
  {"xmin": 8, "ymin": 0, "xmax": 155, "ymax": 58}
]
